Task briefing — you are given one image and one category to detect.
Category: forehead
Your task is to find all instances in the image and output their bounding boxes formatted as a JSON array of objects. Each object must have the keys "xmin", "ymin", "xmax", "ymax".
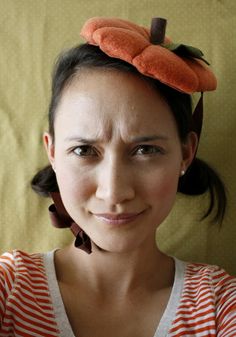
[
  {"xmin": 64, "ymin": 68, "xmax": 162, "ymax": 102},
  {"xmin": 55, "ymin": 68, "xmax": 178, "ymax": 140}
]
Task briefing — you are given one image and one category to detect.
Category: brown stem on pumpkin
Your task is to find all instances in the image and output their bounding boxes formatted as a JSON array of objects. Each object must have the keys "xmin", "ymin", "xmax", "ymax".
[{"xmin": 150, "ymin": 17, "xmax": 167, "ymax": 45}]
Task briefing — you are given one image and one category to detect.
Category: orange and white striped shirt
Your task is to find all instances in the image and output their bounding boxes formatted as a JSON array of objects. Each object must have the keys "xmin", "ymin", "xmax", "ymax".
[{"xmin": 1, "ymin": 250, "xmax": 236, "ymax": 336}]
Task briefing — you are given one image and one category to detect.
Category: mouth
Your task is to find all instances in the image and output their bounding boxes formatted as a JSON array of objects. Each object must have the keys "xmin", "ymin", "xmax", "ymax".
[{"xmin": 92, "ymin": 211, "xmax": 145, "ymax": 226}]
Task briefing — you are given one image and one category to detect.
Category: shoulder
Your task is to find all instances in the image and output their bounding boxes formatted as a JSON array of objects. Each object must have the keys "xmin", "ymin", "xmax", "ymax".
[
  {"xmin": 172, "ymin": 261, "xmax": 236, "ymax": 335},
  {"xmin": 0, "ymin": 250, "xmax": 46, "ymax": 300},
  {"xmin": 0, "ymin": 250, "xmax": 59, "ymax": 335},
  {"xmin": 184, "ymin": 261, "xmax": 236, "ymax": 292},
  {"xmin": 175, "ymin": 260, "xmax": 236, "ymax": 308},
  {"xmin": 0, "ymin": 249, "xmax": 44, "ymax": 277}
]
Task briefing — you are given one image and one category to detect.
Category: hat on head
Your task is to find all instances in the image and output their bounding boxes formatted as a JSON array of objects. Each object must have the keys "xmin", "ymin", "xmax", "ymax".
[{"xmin": 80, "ymin": 17, "xmax": 217, "ymax": 94}]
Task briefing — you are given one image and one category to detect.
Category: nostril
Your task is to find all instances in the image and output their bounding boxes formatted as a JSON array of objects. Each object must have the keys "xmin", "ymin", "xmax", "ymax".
[{"xmin": 95, "ymin": 178, "xmax": 135, "ymax": 204}]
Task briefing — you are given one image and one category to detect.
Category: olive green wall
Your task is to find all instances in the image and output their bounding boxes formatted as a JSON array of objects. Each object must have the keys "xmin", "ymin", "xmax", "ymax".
[{"xmin": 0, "ymin": 0, "xmax": 235, "ymax": 273}]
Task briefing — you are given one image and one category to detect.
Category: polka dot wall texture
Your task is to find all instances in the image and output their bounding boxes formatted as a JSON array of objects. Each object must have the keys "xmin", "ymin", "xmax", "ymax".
[{"xmin": 0, "ymin": 0, "xmax": 235, "ymax": 274}]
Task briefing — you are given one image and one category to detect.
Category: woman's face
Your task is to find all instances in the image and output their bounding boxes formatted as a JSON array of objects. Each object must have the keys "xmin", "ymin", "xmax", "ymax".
[{"xmin": 45, "ymin": 69, "xmax": 196, "ymax": 253}]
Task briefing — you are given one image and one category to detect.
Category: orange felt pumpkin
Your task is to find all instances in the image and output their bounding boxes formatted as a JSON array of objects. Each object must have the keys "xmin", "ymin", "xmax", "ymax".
[{"xmin": 80, "ymin": 17, "xmax": 217, "ymax": 94}]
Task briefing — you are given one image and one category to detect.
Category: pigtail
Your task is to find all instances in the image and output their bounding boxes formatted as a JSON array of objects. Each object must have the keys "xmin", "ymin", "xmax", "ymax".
[
  {"xmin": 31, "ymin": 165, "xmax": 58, "ymax": 197},
  {"xmin": 178, "ymin": 158, "xmax": 227, "ymax": 223}
]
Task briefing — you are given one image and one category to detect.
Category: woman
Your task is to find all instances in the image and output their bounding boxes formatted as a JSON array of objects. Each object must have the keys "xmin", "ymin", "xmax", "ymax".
[{"xmin": 0, "ymin": 17, "xmax": 235, "ymax": 337}]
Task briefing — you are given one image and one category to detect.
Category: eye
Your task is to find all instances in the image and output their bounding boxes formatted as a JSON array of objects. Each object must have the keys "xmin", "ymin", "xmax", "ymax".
[
  {"xmin": 133, "ymin": 145, "xmax": 164, "ymax": 156},
  {"xmin": 73, "ymin": 145, "xmax": 97, "ymax": 157}
]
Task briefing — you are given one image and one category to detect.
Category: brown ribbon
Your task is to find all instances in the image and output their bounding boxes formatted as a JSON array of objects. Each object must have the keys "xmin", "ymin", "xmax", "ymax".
[
  {"xmin": 192, "ymin": 92, "xmax": 203, "ymax": 139},
  {"xmin": 49, "ymin": 192, "xmax": 92, "ymax": 254}
]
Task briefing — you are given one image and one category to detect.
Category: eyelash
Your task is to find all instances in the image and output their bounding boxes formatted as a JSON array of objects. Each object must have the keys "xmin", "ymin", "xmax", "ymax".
[
  {"xmin": 132, "ymin": 145, "xmax": 165, "ymax": 156},
  {"xmin": 71, "ymin": 144, "xmax": 165, "ymax": 158},
  {"xmin": 72, "ymin": 145, "xmax": 98, "ymax": 157}
]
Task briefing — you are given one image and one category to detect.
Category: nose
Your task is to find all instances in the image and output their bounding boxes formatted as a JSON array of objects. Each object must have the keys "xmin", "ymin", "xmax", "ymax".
[{"xmin": 95, "ymin": 156, "xmax": 135, "ymax": 205}]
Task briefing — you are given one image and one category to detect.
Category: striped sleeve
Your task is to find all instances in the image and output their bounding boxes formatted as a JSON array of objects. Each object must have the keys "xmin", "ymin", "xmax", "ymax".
[
  {"xmin": 169, "ymin": 263, "xmax": 236, "ymax": 336},
  {"xmin": 213, "ymin": 269, "xmax": 236, "ymax": 336},
  {"xmin": 0, "ymin": 250, "xmax": 60, "ymax": 336},
  {"xmin": 0, "ymin": 252, "xmax": 16, "ymax": 325}
]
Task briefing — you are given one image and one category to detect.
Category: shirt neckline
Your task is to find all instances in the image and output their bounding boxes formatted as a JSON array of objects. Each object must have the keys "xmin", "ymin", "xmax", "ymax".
[
  {"xmin": 43, "ymin": 250, "xmax": 75, "ymax": 337},
  {"xmin": 154, "ymin": 257, "xmax": 186, "ymax": 336},
  {"xmin": 43, "ymin": 251, "xmax": 186, "ymax": 337}
]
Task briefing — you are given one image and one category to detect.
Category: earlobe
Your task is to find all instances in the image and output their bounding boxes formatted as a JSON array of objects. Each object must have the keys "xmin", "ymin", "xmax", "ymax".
[
  {"xmin": 181, "ymin": 131, "xmax": 198, "ymax": 172},
  {"xmin": 43, "ymin": 132, "xmax": 55, "ymax": 169}
]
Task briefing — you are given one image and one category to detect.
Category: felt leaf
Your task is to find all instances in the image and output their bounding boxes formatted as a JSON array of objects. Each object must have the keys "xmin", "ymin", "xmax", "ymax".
[{"xmin": 163, "ymin": 43, "xmax": 210, "ymax": 65}]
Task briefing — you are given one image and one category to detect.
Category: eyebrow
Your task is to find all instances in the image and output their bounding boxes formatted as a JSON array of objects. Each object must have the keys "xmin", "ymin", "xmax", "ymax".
[
  {"xmin": 64, "ymin": 135, "xmax": 169, "ymax": 143},
  {"xmin": 64, "ymin": 137, "xmax": 98, "ymax": 144},
  {"xmin": 131, "ymin": 135, "xmax": 169, "ymax": 143}
]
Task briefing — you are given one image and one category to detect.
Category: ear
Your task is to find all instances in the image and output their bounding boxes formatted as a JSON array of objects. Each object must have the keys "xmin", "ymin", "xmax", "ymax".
[
  {"xmin": 43, "ymin": 132, "xmax": 55, "ymax": 169},
  {"xmin": 181, "ymin": 131, "xmax": 198, "ymax": 173}
]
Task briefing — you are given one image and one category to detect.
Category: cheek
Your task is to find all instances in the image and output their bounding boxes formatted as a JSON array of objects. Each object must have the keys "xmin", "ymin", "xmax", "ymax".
[
  {"xmin": 145, "ymin": 179, "xmax": 178, "ymax": 227},
  {"xmin": 55, "ymin": 163, "xmax": 94, "ymax": 214},
  {"xmin": 144, "ymin": 167, "xmax": 180, "ymax": 210},
  {"xmin": 147, "ymin": 174, "xmax": 178, "ymax": 199}
]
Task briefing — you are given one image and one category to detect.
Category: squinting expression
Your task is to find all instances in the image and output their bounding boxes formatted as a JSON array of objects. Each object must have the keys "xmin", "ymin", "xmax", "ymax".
[{"xmin": 45, "ymin": 69, "xmax": 194, "ymax": 253}]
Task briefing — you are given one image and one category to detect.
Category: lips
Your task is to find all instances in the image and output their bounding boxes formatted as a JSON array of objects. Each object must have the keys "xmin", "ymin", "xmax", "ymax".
[{"xmin": 92, "ymin": 211, "xmax": 145, "ymax": 225}]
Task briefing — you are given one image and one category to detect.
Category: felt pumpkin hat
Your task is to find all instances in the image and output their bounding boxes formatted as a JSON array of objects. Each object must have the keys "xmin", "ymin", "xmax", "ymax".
[
  {"xmin": 49, "ymin": 17, "xmax": 217, "ymax": 254},
  {"xmin": 80, "ymin": 17, "xmax": 217, "ymax": 94}
]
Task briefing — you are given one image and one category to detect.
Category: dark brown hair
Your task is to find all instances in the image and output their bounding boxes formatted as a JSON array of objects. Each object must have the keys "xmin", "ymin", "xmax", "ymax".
[{"xmin": 31, "ymin": 43, "xmax": 226, "ymax": 223}]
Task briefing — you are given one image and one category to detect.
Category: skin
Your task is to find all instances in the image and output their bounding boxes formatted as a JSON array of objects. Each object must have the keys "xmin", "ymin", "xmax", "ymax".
[{"xmin": 44, "ymin": 68, "xmax": 197, "ymax": 337}]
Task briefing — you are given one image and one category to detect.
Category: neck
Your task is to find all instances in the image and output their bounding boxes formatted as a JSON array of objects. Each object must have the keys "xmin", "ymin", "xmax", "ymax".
[{"xmin": 55, "ymin": 237, "xmax": 174, "ymax": 297}]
